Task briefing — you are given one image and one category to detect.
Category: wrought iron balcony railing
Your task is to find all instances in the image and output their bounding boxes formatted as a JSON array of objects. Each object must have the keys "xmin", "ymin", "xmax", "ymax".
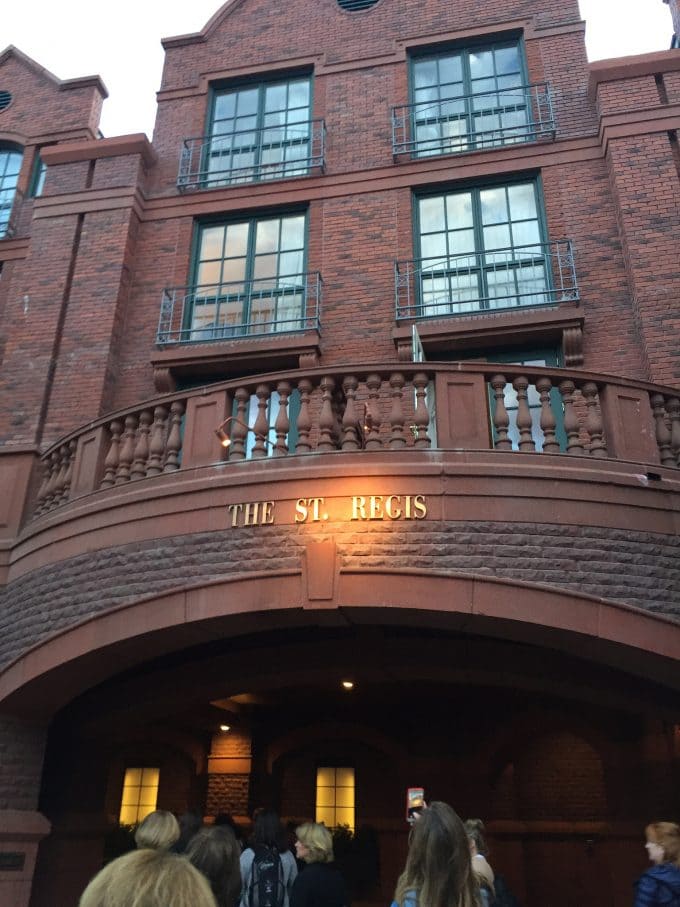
[
  {"xmin": 0, "ymin": 186, "xmax": 23, "ymax": 240},
  {"xmin": 156, "ymin": 272, "xmax": 322, "ymax": 345},
  {"xmin": 177, "ymin": 119, "xmax": 326, "ymax": 190},
  {"xmin": 395, "ymin": 240, "xmax": 578, "ymax": 322},
  {"xmin": 392, "ymin": 82, "xmax": 555, "ymax": 158}
]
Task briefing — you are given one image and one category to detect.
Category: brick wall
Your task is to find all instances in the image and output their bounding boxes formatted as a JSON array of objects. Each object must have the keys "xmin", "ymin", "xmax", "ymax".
[
  {"xmin": 2, "ymin": 0, "xmax": 678, "ymax": 443},
  {"xmin": 0, "ymin": 717, "xmax": 47, "ymax": 811}
]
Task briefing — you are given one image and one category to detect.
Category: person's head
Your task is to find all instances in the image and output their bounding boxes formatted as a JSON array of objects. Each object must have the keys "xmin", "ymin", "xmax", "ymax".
[
  {"xmin": 645, "ymin": 822, "xmax": 680, "ymax": 867},
  {"xmin": 186, "ymin": 826, "xmax": 242, "ymax": 907},
  {"xmin": 134, "ymin": 810, "xmax": 180, "ymax": 850},
  {"xmin": 464, "ymin": 818, "xmax": 488, "ymax": 858},
  {"xmin": 395, "ymin": 802, "xmax": 478, "ymax": 907},
  {"xmin": 253, "ymin": 809, "xmax": 287, "ymax": 851},
  {"xmin": 295, "ymin": 822, "xmax": 334, "ymax": 864},
  {"xmin": 78, "ymin": 848, "xmax": 217, "ymax": 907},
  {"xmin": 174, "ymin": 811, "xmax": 204, "ymax": 853}
]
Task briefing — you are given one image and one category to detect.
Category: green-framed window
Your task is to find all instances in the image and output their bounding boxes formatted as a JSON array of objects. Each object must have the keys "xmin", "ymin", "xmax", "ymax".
[
  {"xmin": 0, "ymin": 146, "xmax": 23, "ymax": 238},
  {"xmin": 29, "ymin": 153, "xmax": 47, "ymax": 198},
  {"xmin": 189, "ymin": 212, "xmax": 307, "ymax": 339},
  {"xmin": 207, "ymin": 76, "xmax": 312, "ymax": 184},
  {"xmin": 410, "ymin": 40, "xmax": 529, "ymax": 155},
  {"xmin": 415, "ymin": 179, "xmax": 550, "ymax": 316}
]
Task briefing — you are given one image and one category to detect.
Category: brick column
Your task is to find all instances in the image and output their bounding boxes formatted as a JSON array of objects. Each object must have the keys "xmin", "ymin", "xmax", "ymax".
[
  {"xmin": 590, "ymin": 55, "xmax": 680, "ymax": 386},
  {"xmin": 207, "ymin": 727, "xmax": 252, "ymax": 820},
  {"xmin": 0, "ymin": 716, "xmax": 51, "ymax": 907}
]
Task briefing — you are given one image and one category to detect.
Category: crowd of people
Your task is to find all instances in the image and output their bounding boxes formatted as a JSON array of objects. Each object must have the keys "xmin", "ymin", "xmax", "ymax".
[{"xmin": 76, "ymin": 804, "xmax": 680, "ymax": 907}]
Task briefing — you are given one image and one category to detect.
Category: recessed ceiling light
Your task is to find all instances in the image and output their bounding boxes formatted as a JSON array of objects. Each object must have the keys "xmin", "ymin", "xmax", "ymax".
[{"xmin": 342, "ymin": 680, "xmax": 354, "ymax": 690}]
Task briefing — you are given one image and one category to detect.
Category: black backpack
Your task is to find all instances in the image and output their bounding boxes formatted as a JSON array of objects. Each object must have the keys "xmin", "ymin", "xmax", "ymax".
[
  {"xmin": 492, "ymin": 874, "xmax": 523, "ymax": 907},
  {"xmin": 247, "ymin": 845, "xmax": 285, "ymax": 907}
]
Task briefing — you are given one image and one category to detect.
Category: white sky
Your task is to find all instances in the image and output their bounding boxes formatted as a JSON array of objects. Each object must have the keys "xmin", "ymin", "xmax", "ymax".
[{"xmin": 2, "ymin": 0, "xmax": 674, "ymax": 139}]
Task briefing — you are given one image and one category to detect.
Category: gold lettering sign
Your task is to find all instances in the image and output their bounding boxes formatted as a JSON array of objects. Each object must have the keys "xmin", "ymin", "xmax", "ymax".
[{"xmin": 227, "ymin": 495, "xmax": 428, "ymax": 528}]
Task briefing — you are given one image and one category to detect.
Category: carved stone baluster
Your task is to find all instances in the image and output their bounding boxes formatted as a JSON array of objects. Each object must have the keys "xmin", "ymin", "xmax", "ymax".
[
  {"xmin": 668, "ymin": 397, "xmax": 680, "ymax": 467},
  {"xmin": 582, "ymin": 381, "xmax": 607, "ymax": 458},
  {"xmin": 54, "ymin": 445, "xmax": 70, "ymax": 504},
  {"xmin": 536, "ymin": 377, "xmax": 559, "ymax": 454},
  {"xmin": 412, "ymin": 372, "xmax": 431, "ymax": 450},
  {"xmin": 100, "ymin": 420, "xmax": 122, "ymax": 487},
  {"xmin": 364, "ymin": 373, "xmax": 383, "ymax": 450},
  {"xmin": 295, "ymin": 379, "xmax": 313, "ymax": 453},
  {"xmin": 60, "ymin": 440, "xmax": 76, "ymax": 504},
  {"xmin": 131, "ymin": 409, "xmax": 152, "ymax": 479},
  {"xmin": 115, "ymin": 414, "xmax": 138, "ymax": 483},
  {"xmin": 389, "ymin": 372, "xmax": 407, "ymax": 449},
  {"xmin": 163, "ymin": 401, "xmax": 184, "ymax": 472},
  {"xmin": 341, "ymin": 375, "xmax": 361, "ymax": 450},
  {"xmin": 318, "ymin": 377, "xmax": 337, "ymax": 452},
  {"xmin": 651, "ymin": 394, "xmax": 674, "ymax": 466},
  {"xmin": 274, "ymin": 381, "xmax": 291, "ymax": 457},
  {"xmin": 251, "ymin": 384, "xmax": 271, "ymax": 459},
  {"xmin": 35, "ymin": 457, "xmax": 52, "ymax": 515},
  {"xmin": 558, "ymin": 379, "xmax": 583, "ymax": 455},
  {"xmin": 513, "ymin": 375, "xmax": 535, "ymax": 452},
  {"xmin": 146, "ymin": 406, "xmax": 168, "ymax": 476},
  {"xmin": 44, "ymin": 450, "xmax": 62, "ymax": 511},
  {"xmin": 331, "ymin": 389, "xmax": 344, "ymax": 448},
  {"xmin": 229, "ymin": 388, "xmax": 250, "ymax": 461},
  {"xmin": 490, "ymin": 375, "xmax": 511, "ymax": 451}
]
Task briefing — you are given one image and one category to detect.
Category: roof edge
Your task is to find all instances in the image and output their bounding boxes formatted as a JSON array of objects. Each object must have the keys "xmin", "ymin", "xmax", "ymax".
[
  {"xmin": 0, "ymin": 45, "xmax": 108, "ymax": 98},
  {"xmin": 161, "ymin": 0, "xmax": 247, "ymax": 49}
]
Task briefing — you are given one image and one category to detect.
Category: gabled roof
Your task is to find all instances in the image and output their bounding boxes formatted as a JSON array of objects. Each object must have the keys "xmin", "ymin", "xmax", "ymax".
[
  {"xmin": 161, "ymin": 0, "xmax": 248, "ymax": 49},
  {"xmin": 0, "ymin": 45, "xmax": 108, "ymax": 97}
]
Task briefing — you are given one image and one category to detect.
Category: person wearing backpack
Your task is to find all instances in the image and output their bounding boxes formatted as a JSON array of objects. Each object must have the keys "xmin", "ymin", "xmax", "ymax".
[
  {"xmin": 240, "ymin": 810, "xmax": 298, "ymax": 907},
  {"xmin": 634, "ymin": 822, "xmax": 680, "ymax": 907}
]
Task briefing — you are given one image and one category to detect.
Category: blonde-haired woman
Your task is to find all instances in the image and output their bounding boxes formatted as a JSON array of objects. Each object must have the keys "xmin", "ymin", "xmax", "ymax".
[
  {"xmin": 392, "ymin": 802, "xmax": 480, "ymax": 907},
  {"xmin": 134, "ymin": 809, "xmax": 180, "ymax": 850},
  {"xmin": 291, "ymin": 822, "xmax": 350, "ymax": 907},
  {"xmin": 634, "ymin": 822, "xmax": 680, "ymax": 906},
  {"xmin": 78, "ymin": 848, "xmax": 217, "ymax": 907}
]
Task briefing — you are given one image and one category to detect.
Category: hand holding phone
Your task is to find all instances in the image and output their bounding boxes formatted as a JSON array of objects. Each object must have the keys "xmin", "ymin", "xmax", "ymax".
[{"xmin": 406, "ymin": 787, "xmax": 425, "ymax": 824}]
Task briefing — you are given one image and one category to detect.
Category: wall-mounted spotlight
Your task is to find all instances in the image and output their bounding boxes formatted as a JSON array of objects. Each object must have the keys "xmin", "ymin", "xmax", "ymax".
[
  {"xmin": 341, "ymin": 680, "xmax": 354, "ymax": 690},
  {"xmin": 215, "ymin": 416, "xmax": 273, "ymax": 449},
  {"xmin": 219, "ymin": 724, "xmax": 231, "ymax": 732}
]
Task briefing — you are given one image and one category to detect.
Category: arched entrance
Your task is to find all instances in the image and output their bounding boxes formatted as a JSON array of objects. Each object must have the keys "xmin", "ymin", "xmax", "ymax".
[{"xmin": 2, "ymin": 572, "xmax": 678, "ymax": 907}]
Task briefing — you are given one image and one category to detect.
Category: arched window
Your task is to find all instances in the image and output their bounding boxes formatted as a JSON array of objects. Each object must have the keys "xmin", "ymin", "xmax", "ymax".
[{"xmin": 0, "ymin": 146, "xmax": 23, "ymax": 238}]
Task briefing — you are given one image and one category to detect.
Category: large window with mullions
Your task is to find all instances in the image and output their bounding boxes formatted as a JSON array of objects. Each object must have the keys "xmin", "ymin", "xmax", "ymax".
[
  {"xmin": 416, "ymin": 179, "xmax": 551, "ymax": 316},
  {"xmin": 411, "ymin": 41, "xmax": 530, "ymax": 155},
  {"xmin": 0, "ymin": 146, "xmax": 23, "ymax": 238},
  {"xmin": 207, "ymin": 76, "xmax": 312, "ymax": 184},
  {"xmin": 189, "ymin": 212, "xmax": 307, "ymax": 339}
]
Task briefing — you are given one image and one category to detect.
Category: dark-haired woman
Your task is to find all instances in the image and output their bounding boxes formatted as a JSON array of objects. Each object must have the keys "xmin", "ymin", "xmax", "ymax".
[
  {"xmin": 464, "ymin": 819, "xmax": 494, "ymax": 906},
  {"xmin": 187, "ymin": 825, "xmax": 242, "ymax": 907},
  {"xmin": 240, "ymin": 810, "xmax": 298, "ymax": 907},
  {"xmin": 391, "ymin": 801, "xmax": 481, "ymax": 907}
]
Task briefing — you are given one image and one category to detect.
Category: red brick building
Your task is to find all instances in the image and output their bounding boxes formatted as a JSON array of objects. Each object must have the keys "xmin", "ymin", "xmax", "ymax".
[{"xmin": 1, "ymin": 1, "xmax": 679, "ymax": 905}]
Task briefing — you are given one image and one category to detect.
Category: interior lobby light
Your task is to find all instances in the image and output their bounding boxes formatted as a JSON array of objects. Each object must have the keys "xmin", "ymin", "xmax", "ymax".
[
  {"xmin": 342, "ymin": 680, "xmax": 354, "ymax": 690},
  {"xmin": 214, "ymin": 416, "xmax": 272, "ymax": 448}
]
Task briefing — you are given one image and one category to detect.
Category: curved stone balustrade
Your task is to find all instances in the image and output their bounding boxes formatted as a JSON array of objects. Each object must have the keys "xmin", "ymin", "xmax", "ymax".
[{"xmin": 32, "ymin": 363, "xmax": 680, "ymax": 518}]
